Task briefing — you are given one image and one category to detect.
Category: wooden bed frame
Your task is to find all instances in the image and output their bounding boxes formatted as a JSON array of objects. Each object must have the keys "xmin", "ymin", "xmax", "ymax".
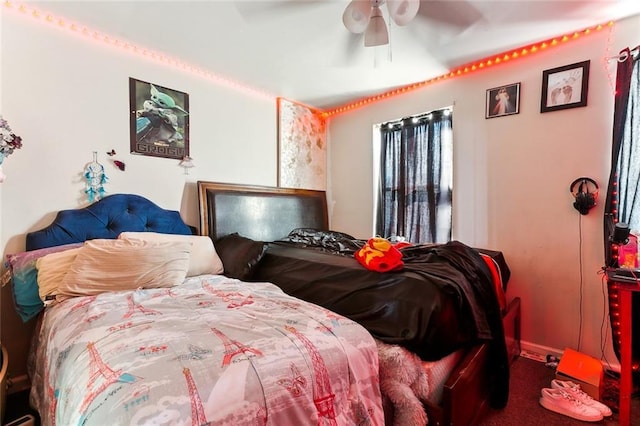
[
  {"xmin": 198, "ymin": 181, "xmax": 328, "ymax": 242},
  {"xmin": 426, "ymin": 297, "xmax": 521, "ymax": 426},
  {"xmin": 197, "ymin": 180, "xmax": 521, "ymax": 426}
]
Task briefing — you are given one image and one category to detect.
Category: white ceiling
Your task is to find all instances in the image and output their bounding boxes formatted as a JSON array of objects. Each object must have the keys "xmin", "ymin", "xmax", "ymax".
[{"xmin": 28, "ymin": 0, "xmax": 640, "ymax": 109}]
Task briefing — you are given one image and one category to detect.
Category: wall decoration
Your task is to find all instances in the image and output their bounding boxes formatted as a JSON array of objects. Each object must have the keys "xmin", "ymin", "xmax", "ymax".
[
  {"xmin": 540, "ymin": 60, "xmax": 590, "ymax": 113},
  {"xmin": 0, "ymin": 115, "xmax": 23, "ymax": 183},
  {"xmin": 129, "ymin": 78, "xmax": 190, "ymax": 160},
  {"xmin": 84, "ymin": 151, "xmax": 108, "ymax": 203},
  {"xmin": 113, "ymin": 160, "xmax": 126, "ymax": 171},
  {"xmin": 178, "ymin": 156, "xmax": 195, "ymax": 175},
  {"xmin": 277, "ymin": 98, "xmax": 327, "ymax": 191},
  {"xmin": 485, "ymin": 83, "xmax": 521, "ymax": 119}
]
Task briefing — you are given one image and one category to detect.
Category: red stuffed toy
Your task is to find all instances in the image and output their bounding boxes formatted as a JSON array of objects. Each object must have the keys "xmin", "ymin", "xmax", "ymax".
[{"xmin": 355, "ymin": 237, "xmax": 410, "ymax": 272}]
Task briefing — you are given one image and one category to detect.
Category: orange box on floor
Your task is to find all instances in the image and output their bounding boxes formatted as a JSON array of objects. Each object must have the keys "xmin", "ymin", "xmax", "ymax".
[{"xmin": 555, "ymin": 347, "xmax": 604, "ymax": 401}]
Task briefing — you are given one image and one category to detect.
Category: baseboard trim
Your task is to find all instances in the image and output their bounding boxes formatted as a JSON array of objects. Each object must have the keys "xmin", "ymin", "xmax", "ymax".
[
  {"xmin": 520, "ymin": 340, "xmax": 563, "ymax": 362},
  {"xmin": 518, "ymin": 340, "xmax": 621, "ymax": 372},
  {"xmin": 7, "ymin": 374, "xmax": 30, "ymax": 394}
]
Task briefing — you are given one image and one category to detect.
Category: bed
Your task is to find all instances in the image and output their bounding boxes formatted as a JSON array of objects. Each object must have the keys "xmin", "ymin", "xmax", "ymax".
[
  {"xmin": 197, "ymin": 181, "xmax": 521, "ymax": 426},
  {"xmin": 10, "ymin": 194, "xmax": 384, "ymax": 425}
]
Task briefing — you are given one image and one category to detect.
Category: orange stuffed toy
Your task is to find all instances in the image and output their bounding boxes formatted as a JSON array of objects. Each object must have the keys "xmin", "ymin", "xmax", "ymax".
[{"xmin": 355, "ymin": 237, "xmax": 410, "ymax": 272}]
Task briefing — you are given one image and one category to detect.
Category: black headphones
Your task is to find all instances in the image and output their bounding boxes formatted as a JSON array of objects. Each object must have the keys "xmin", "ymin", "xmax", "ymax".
[{"xmin": 570, "ymin": 177, "xmax": 599, "ymax": 215}]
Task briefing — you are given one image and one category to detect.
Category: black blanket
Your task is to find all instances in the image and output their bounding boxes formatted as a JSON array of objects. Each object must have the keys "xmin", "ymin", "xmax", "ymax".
[{"xmin": 251, "ymin": 233, "xmax": 509, "ymax": 407}]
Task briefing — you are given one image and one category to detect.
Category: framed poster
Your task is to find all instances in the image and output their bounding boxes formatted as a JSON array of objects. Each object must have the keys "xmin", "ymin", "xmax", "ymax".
[
  {"xmin": 277, "ymin": 98, "xmax": 327, "ymax": 191},
  {"xmin": 129, "ymin": 78, "xmax": 189, "ymax": 160},
  {"xmin": 485, "ymin": 82, "xmax": 521, "ymax": 119},
  {"xmin": 540, "ymin": 60, "xmax": 590, "ymax": 113}
]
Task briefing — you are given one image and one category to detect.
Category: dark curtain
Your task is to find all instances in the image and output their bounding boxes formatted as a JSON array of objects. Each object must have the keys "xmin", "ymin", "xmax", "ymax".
[
  {"xmin": 604, "ymin": 47, "xmax": 640, "ymax": 262},
  {"xmin": 603, "ymin": 46, "xmax": 640, "ymax": 369},
  {"xmin": 375, "ymin": 110, "xmax": 452, "ymax": 243}
]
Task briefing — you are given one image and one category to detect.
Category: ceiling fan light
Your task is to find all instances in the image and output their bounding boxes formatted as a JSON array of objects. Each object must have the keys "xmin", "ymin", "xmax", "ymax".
[{"xmin": 364, "ymin": 6, "xmax": 389, "ymax": 47}]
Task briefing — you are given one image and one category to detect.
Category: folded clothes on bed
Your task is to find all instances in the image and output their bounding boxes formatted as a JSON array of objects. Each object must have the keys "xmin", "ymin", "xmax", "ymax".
[{"xmin": 355, "ymin": 237, "xmax": 410, "ymax": 272}]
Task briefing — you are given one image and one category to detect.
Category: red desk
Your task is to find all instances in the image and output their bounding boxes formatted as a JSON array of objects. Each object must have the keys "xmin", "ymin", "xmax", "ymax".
[{"xmin": 606, "ymin": 271, "xmax": 639, "ymax": 426}]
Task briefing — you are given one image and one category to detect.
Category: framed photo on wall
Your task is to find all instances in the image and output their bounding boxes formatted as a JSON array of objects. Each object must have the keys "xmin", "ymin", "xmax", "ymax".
[
  {"xmin": 129, "ymin": 78, "xmax": 190, "ymax": 160},
  {"xmin": 540, "ymin": 60, "xmax": 590, "ymax": 113},
  {"xmin": 485, "ymin": 82, "xmax": 521, "ymax": 119}
]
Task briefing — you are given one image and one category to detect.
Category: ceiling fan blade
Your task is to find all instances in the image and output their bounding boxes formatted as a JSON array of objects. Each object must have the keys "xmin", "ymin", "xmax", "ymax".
[
  {"xmin": 387, "ymin": 0, "xmax": 420, "ymax": 26},
  {"xmin": 343, "ymin": 0, "xmax": 372, "ymax": 34}
]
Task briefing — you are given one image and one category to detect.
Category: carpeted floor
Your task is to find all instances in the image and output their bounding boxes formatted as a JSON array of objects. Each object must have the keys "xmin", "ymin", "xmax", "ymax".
[
  {"xmin": 481, "ymin": 356, "xmax": 640, "ymax": 426},
  {"xmin": 4, "ymin": 356, "xmax": 639, "ymax": 425}
]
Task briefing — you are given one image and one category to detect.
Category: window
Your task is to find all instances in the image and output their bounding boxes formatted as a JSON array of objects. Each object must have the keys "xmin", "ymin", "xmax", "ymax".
[
  {"xmin": 604, "ymin": 47, "xmax": 640, "ymax": 263},
  {"xmin": 374, "ymin": 108, "xmax": 453, "ymax": 243},
  {"xmin": 603, "ymin": 45, "xmax": 639, "ymax": 373}
]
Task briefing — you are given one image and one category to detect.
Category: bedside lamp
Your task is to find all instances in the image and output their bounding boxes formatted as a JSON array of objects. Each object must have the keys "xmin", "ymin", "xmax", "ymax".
[
  {"xmin": 610, "ymin": 222, "xmax": 633, "ymax": 268},
  {"xmin": 613, "ymin": 222, "xmax": 631, "ymax": 244}
]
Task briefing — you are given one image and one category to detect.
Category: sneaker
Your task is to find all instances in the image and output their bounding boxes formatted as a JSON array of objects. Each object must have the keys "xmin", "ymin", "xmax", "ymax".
[
  {"xmin": 539, "ymin": 387, "xmax": 604, "ymax": 422},
  {"xmin": 551, "ymin": 379, "xmax": 613, "ymax": 417}
]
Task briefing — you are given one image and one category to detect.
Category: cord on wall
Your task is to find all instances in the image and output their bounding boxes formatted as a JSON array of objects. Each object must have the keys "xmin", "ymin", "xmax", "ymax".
[
  {"xmin": 599, "ymin": 272, "xmax": 613, "ymax": 369},
  {"xmin": 577, "ymin": 214, "xmax": 584, "ymax": 352}
]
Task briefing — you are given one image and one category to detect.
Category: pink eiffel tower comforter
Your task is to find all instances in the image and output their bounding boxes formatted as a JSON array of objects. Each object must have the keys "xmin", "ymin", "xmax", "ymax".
[{"xmin": 29, "ymin": 275, "xmax": 384, "ymax": 425}]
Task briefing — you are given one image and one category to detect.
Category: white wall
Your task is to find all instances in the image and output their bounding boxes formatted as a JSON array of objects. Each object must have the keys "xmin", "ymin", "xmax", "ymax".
[
  {"xmin": 0, "ymin": 9, "xmax": 278, "ymax": 382},
  {"xmin": 2, "ymin": 2, "xmax": 638, "ymax": 386},
  {"xmin": 1, "ymin": 11, "xmax": 278, "ymax": 246},
  {"xmin": 328, "ymin": 14, "xmax": 640, "ymax": 365}
]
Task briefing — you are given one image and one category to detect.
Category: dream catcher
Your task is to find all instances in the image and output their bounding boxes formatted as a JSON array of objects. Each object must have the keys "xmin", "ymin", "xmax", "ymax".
[{"xmin": 84, "ymin": 151, "xmax": 108, "ymax": 203}]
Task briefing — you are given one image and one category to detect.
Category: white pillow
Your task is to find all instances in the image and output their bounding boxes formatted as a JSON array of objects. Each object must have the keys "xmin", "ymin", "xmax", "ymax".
[
  {"xmin": 36, "ymin": 247, "xmax": 83, "ymax": 302},
  {"xmin": 118, "ymin": 232, "xmax": 223, "ymax": 277},
  {"xmin": 57, "ymin": 238, "xmax": 192, "ymax": 300}
]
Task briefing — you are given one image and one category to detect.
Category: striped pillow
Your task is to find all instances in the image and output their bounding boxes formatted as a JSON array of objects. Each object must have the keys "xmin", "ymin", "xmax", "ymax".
[
  {"xmin": 118, "ymin": 232, "xmax": 223, "ymax": 277},
  {"xmin": 36, "ymin": 247, "xmax": 83, "ymax": 302},
  {"xmin": 57, "ymin": 238, "xmax": 191, "ymax": 300}
]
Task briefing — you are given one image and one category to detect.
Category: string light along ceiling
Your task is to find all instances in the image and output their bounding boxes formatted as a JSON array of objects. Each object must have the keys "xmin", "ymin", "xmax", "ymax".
[
  {"xmin": 1, "ymin": 1, "xmax": 613, "ymax": 119},
  {"xmin": 1, "ymin": 0, "xmax": 276, "ymax": 103},
  {"xmin": 323, "ymin": 21, "xmax": 613, "ymax": 117}
]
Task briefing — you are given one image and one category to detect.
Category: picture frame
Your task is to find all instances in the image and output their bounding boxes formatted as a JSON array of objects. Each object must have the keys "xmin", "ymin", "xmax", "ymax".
[
  {"xmin": 485, "ymin": 82, "xmax": 521, "ymax": 119},
  {"xmin": 277, "ymin": 97, "xmax": 327, "ymax": 191},
  {"xmin": 129, "ymin": 77, "xmax": 190, "ymax": 160},
  {"xmin": 540, "ymin": 60, "xmax": 590, "ymax": 113}
]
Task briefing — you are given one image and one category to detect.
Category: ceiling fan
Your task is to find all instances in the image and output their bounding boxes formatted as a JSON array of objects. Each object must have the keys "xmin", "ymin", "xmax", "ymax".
[{"xmin": 342, "ymin": 0, "xmax": 420, "ymax": 47}]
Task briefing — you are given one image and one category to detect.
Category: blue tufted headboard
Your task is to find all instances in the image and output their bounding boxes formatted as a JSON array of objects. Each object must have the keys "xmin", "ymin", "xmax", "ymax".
[{"xmin": 26, "ymin": 194, "xmax": 193, "ymax": 251}]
